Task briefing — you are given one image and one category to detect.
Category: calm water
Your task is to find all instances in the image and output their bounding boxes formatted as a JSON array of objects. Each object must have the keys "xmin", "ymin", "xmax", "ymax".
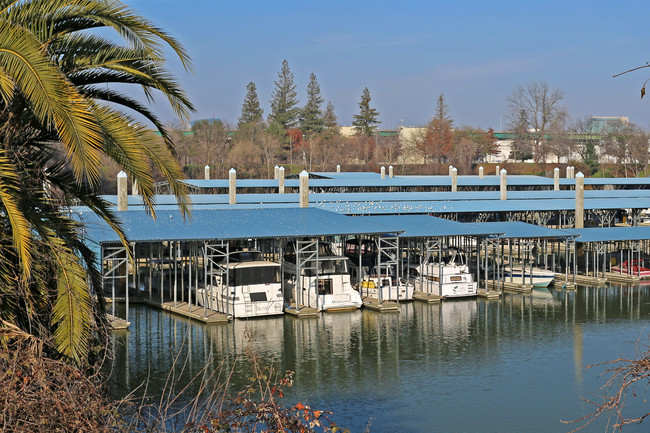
[{"xmin": 109, "ymin": 285, "xmax": 650, "ymax": 432}]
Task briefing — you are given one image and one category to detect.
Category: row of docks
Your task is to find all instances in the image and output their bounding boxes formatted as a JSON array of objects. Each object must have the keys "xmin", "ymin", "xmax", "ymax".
[{"xmin": 78, "ymin": 170, "xmax": 650, "ymax": 326}]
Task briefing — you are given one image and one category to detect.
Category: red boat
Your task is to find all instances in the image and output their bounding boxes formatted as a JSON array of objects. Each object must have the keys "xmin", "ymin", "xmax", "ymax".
[{"xmin": 611, "ymin": 259, "xmax": 650, "ymax": 278}]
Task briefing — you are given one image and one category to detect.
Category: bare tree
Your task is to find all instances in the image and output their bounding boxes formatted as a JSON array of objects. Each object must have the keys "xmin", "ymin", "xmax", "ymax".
[
  {"xmin": 564, "ymin": 338, "xmax": 650, "ymax": 431},
  {"xmin": 627, "ymin": 126, "xmax": 649, "ymax": 177},
  {"xmin": 258, "ymin": 131, "xmax": 282, "ymax": 178},
  {"xmin": 376, "ymin": 134, "xmax": 400, "ymax": 165},
  {"xmin": 509, "ymin": 109, "xmax": 533, "ymax": 162},
  {"xmin": 602, "ymin": 120, "xmax": 633, "ymax": 177},
  {"xmin": 546, "ymin": 119, "xmax": 576, "ymax": 164},
  {"xmin": 508, "ymin": 81, "xmax": 567, "ymax": 162}
]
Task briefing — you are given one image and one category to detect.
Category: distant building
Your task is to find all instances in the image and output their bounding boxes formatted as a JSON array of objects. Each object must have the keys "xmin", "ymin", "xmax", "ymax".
[
  {"xmin": 586, "ymin": 116, "xmax": 629, "ymax": 134},
  {"xmin": 341, "ymin": 115, "xmax": 633, "ymax": 165}
]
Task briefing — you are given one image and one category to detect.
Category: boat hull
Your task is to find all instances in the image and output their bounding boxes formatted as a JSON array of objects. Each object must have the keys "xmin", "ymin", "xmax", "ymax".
[
  {"xmin": 504, "ymin": 272, "xmax": 554, "ymax": 288},
  {"xmin": 196, "ymin": 285, "xmax": 284, "ymax": 318}
]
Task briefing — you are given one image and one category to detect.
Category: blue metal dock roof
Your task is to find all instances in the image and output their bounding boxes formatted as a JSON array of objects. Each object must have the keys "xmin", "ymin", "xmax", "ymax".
[
  {"xmin": 101, "ymin": 189, "xmax": 650, "ymax": 209},
  {"xmin": 312, "ymin": 198, "xmax": 650, "ymax": 215},
  {"xmin": 571, "ymin": 226, "xmax": 650, "ymax": 243},
  {"xmin": 170, "ymin": 173, "xmax": 650, "ymax": 194},
  {"xmin": 182, "ymin": 175, "xmax": 554, "ymax": 190},
  {"xmin": 561, "ymin": 177, "xmax": 650, "ymax": 186},
  {"xmin": 348, "ymin": 215, "xmax": 500, "ymax": 238},
  {"xmin": 470, "ymin": 222, "xmax": 578, "ymax": 239},
  {"xmin": 78, "ymin": 208, "xmax": 401, "ymax": 244},
  {"xmin": 92, "ymin": 196, "xmax": 650, "ymax": 215}
]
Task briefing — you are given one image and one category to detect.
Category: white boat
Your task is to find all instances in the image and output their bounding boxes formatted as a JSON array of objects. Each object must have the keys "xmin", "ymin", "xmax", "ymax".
[
  {"xmin": 351, "ymin": 265, "xmax": 414, "ymax": 301},
  {"xmin": 409, "ymin": 261, "xmax": 478, "ymax": 298},
  {"xmin": 504, "ymin": 265, "xmax": 555, "ymax": 287},
  {"xmin": 345, "ymin": 238, "xmax": 413, "ymax": 301},
  {"xmin": 196, "ymin": 250, "xmax": 284, "ymax": 318},
  {"xmin": 408, "ymin": 249, "xmax": 477, "ymax": 298},
  {"xmin": 284, "ymin": 243, "xmax": 362, "ymax": 312}
]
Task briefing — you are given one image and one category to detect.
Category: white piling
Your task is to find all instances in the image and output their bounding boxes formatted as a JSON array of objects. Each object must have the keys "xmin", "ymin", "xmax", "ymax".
[
  {"xmin": 500, "ymin": 169, "xmax": 507, "ymax": 200},
  {"xmin": 566, "ymin": 166, "xmax": 571, "ymax": 178},
  {"xmin": 554, "ymin": 167, "xmax": 560, "ymax": 191},
  {"xmin": 448, "ymin": 165, "xmax": 454, "ymax": 176},
  {"xmin": 479, "ymin": 166, "xmax": 484, "ymax": 179},
  {"xmin": 336, "ymin": 164, "xmax": 341, "ymax": 173},
  {"xmin": 131, "ymin": 179, "xmax": 138, "ymax": 196},
  {"xmin": 571, "ymin": 166, "xmax": 575, "ymax": 178},
  {"xmin": 389, "ymin": 165, "xmax": 394, "ymax": 178},
  {"xmin": 575, "ymin": 172, "xmax": 584, "ymax": 228},
  {"xmin": 274, "ymin": 165, "xmax": 279, "ymax": 179},
  {"xmin": 381, "ymin": 166, "xmax": 386, "ymax": 179},
  {"xmin": 204, "ymin": 165, "xmax": 210, "ymax": 180},
  {"xmin": 117, "ymin": 171, "xmax": 127, "ymax": 211},
  {"xmin": 229, "ymin": 168, "xmax": 236, "ymax": 205},
  {"xmin": 451, "ymin": 167, "xmax": 458, "ymax": 192},
  {"xmin": 299, "ymin": 170, "xmax": 309, "ymax": 208},
  {"xmin": 496, "ymin": 165, "xmax": 500, "ymax": 176},
  {"xmin": 279, "ymin": 166, "xmax": 285, "ymax": 194}
]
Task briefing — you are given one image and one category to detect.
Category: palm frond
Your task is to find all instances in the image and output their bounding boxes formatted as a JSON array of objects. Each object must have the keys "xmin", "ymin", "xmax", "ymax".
[
  {"xmin": 0, "ymin": 152, "xmax": 33, "ymax": 280},
  {"xmin": 49, "ymin": 235, "xmax": 92, "ymax": 363},
  {"xmin": 0, "ymin": 19, "xmax": 105, "ymax": 186}
]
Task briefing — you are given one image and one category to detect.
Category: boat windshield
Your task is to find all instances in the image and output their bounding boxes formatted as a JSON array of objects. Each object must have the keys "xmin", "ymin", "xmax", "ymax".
[
  {"xmin": 228, "ymin": 266, "xmax": 280, "ymax": 286},
  {"xmin": 303, "ymin": 258, "xmax": 348, "ymax": 276}
]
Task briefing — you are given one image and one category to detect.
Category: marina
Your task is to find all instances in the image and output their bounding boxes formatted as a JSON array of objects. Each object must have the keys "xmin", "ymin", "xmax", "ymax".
[
  {"xmin": 78, "ymin": 170, "xmax": 650, "ymax": 326},
  {"xmin": 90, "ymin": 170, "xmax": 650, "ymax": 431}
]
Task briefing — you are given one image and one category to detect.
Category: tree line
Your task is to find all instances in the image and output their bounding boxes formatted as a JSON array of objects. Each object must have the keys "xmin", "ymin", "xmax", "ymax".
[
  {"xmin": 171, "ymin": 75, "xmax": 650, "ymax": 180},
  {"xmin": 171, "ymin": 59, "xmax": 391, "ymax": 178},
  {"xmin": 506, "ymin": 81, "xmax": 650, "ymax": 177}
]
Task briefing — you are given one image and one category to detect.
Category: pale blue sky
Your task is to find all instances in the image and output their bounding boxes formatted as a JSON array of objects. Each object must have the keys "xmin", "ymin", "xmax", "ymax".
[{"xmin": 131, "ymin": 0, "xmax": 649, "ymax": 130}]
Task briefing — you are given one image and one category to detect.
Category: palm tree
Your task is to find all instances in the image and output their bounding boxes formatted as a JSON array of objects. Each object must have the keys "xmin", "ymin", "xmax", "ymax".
[{"xmin": 0, "ymin": 0, "xmax": 194, "ymax": 363}]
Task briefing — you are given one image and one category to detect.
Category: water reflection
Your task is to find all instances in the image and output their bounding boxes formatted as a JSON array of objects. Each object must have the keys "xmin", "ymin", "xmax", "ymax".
[{"xmin": 110, "ymin": 285, "xmax": 650, "ymax": 433}]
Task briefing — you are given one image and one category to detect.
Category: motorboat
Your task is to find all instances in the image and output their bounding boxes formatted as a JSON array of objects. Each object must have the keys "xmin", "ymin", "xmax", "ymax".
[
  {"xmin": 196, "ymin": 250, "xmax": 284, "ymax": 318},
  {"xmin": 351, "ymin": 265, "xmax": 414, "ymax": 301},
  {"xmin": 283, "ymin": 241, "xmax": 362, "ymax": 311},
  {"xmin": 610, "ymin": 259, "xmax": 650, "ymax": 278},
  {"xmin": 345, "ymin": 238, "xmax": 413, "ymax": 301},
  {"xmin": 504, "ymin": 265, "xmax": 555, "ymax": 287},
  {"xmin": 408, "ymin": 249, "xmax": 478, "ymax": 298}
]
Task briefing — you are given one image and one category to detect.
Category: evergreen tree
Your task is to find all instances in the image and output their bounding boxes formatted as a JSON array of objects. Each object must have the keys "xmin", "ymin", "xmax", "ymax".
[
  {"xmin": 352, "ymin": 87, "xmax": 380, "ymax": 136},
  {"xmin": 425, "ymin": 93, "xmax": 454, "ymax": 161},
  {"xmin": 238, "ymin": 82, "xmax": 264, "ymax": 128},
  {"xmin": 268, "ymin": 60, "xmax": 300, "ymax": 129},
  {"xmin": 434, "ymin": 93, "xmax": 453, "ymax": 124},
  {"xmin": 323, "ymin": 101, "xmax": 338, "ymax": 129},
  {"xmin": 509, "ymin": 109, "xmax": 533, "ymax": 161},
  {"xmin": 299, "ymin": 73, "xmax": 324, "ymax": 137}
]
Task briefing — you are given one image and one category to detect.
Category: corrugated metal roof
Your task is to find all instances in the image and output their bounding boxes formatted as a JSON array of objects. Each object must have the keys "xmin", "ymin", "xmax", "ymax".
[
  {"xmin": 102, "ymin": 189, "xmax": 650, "ymax": 208},
  {"xmin": 348, "ymin": 215, "xmax": 500, "ymax": 238},
  {"xmin": 77, "ymin": 207, "xmax": 400, "ymax": 244},
  {"xmin": 470, "ymin": 222, "xmax": 578, "ymax": 239},
  {"xmin": 92, "ymin": 195, "xmax": 650, "ymax": 216},
  {"xmin": 571, "ymin": 226, "xmax": 650, "ymax": 243},
  {"xmin": 176, "ymin": 174, "xmax": 650, "ymax": 190},
  {"xmin": 312, "ymin": 198, "xmax": 650, "ymax": 215},
  {"xmin": 561, "ymin": 177, "xmax": 650, "ymax": 186},
  {"xmin": 103, "ymin": 189, "xmax": 650, "ymax": 210}
]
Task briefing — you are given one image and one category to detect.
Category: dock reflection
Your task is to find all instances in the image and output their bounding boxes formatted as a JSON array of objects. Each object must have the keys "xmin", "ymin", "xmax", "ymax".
[{"xmin": 108, "ymin": 284, "xmax": 650, "ymax": 433}]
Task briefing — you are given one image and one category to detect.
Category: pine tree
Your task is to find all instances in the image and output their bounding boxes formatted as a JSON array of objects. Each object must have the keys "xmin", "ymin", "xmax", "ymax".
[
  {"xmin": 299, "ymin": 73, "xmax": 324, "ymax": 137},
  {"xmin": 323, "ymin": 101, "xmax": 338, "ymax": 130},
  {"xmin": 427, "ymin": 93, "xmax": 454, "ymax": 160},
  {"xmin": 352, "ymin": 87, "xmax": 380, "ymax": 136},
  {"xmin": 434, "ymin": 93, "xmax": 453, "ymax": 124},
  {"xmin": 268, "ymin": 60, "xmax": 300, "ymax": 129},
  {"xmin": 238, "ymin": 82, "xmax": 264, "ymax": 128}
]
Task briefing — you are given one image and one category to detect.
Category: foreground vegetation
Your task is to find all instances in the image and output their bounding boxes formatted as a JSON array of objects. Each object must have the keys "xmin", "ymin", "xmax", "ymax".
[{"xmin": 0, "ymin": 0, "xmax": 191, "ymax": 364}]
